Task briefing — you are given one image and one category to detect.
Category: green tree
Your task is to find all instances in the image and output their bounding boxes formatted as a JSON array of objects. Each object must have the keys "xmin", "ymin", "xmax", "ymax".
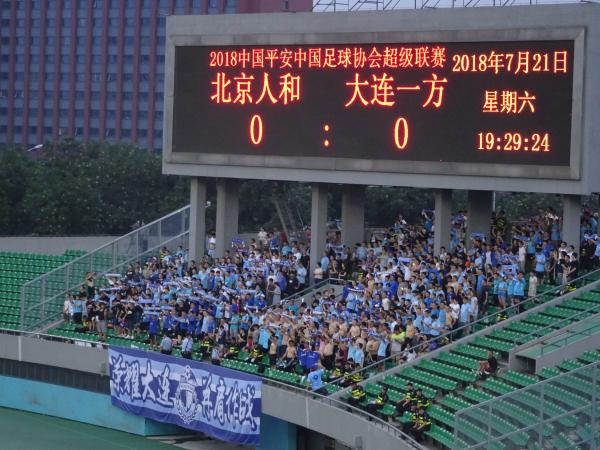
[
  {"xmin": 13, "ymin": 140, "xmax": 189, "ymax": 235},
  {"xmin": 0, "ymin": 146, "xmax": 31, "ymax": 234}
]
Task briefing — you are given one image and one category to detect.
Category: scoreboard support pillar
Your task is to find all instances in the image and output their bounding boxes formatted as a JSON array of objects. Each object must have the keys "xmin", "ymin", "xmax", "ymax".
[
  {"xmin": 434, "ymin": 189, "xmax": 452, "ymax": 255},
  {"xmin": 562, "ymin": 194, "xmax": 581, "ymax": 247},
  {"xmin": 189, "ymin": 177, "xmax": 207, "ymax": 262},
  {"xmin": 467, "ymin": 190, "xmax": 492, "ymax": 246},
  {"xmin": 341, "ymin": 184, "xmax": 365, "ymax": 247},
  {"xmin": 310, "ymin": 183, "xmax": 329, "ymax": 283},
  {"xmin": 215, "ymin": 178, "xmax": 240, "ymax": 258}
]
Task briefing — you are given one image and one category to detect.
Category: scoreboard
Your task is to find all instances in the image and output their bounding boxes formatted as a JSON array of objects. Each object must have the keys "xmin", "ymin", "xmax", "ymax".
[
  {"xmin": 173, "ymin": 41, "xmax": 574, "ymax": 167},
  {"xmin": 162, "ymin": 6, "xmax": 600, "ymax": 193}
]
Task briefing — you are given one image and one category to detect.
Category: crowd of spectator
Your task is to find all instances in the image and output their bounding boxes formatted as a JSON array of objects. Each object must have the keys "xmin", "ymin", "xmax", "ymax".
[{"xmin": 62, "ymin": 207, "xmax": 600, "ymax": 394}]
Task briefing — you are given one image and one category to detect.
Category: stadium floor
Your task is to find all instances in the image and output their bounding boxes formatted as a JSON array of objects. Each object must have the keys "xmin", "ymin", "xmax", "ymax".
[{"xmin": 0, "ymin": 407, "xmax": 177, "ymax": 450}]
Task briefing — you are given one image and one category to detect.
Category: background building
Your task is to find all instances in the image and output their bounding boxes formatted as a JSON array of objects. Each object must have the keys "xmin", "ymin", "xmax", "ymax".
[{"xmin": 0, "ymin": 0, "xmax": 312, "ymax": 151}]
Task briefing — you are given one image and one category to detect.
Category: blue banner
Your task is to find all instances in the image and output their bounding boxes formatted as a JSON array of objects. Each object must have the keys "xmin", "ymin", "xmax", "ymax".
[{"xmin": 108, "ymin": 347, "xmax": 261, "ymax": 446}]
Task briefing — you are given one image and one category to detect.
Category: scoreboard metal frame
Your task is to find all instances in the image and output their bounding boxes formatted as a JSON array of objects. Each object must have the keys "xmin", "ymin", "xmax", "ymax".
[{"xmin": 162, "ymin": 6, "xmax": 599, "ymax": 195}]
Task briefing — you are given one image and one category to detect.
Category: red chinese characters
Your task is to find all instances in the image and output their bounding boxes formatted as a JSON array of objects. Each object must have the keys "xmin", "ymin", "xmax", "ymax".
[
  {"xmin": 482, "ymin": 90, "xmax": 536, "ymax": 114},
  {"xmin": 210, "ymin": 72, "xmax": 301, "ymax": 105},
  {"xmin": 207, "ymin": 46, "xmax": 568, "ymax": 74},
  {"xmin": 451, "ymin": 50, "xmax": 569, "ymax": 74},
  {"xmin": 208, "ymin": 46, "xmax": 448, "ymax": 70},
  {"xmin": 345, "ymin": 72, "xmax": 448, "ymax": 108}
]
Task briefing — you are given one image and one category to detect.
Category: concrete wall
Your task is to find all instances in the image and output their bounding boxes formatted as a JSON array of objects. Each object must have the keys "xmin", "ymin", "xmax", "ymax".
[
  {"xmin": 0, "ymin": 236, "xmax": 119, "ymax": 255},
  {"xmin": 262, "ymin": 382, "xmax": 416, "ymax": 450},
  {"xmin": 259, "ymin": 414, "xmax": 297, "ymax": 450},
  {"xmin": 0, "ymin": 333, "xmax": 110, "ymax": 375},
  {"xmin": 0, "ymin": 374, "xmax": 180, "ymax": 435}
]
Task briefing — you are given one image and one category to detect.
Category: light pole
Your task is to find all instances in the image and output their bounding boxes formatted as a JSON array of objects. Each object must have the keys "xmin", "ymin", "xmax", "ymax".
[{"xmin": 26, "ymin": 144, "xmax": 43, "ymax": 152}]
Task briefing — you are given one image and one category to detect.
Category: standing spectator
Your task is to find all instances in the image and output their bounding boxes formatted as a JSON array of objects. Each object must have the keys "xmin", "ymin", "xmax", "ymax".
[
  {"xmin": 257, "ymin": 227, "xmax": 268, "ymax": 250},
  {"xmin": 313, "ymin": 263, "xmax": 324, "ymax": 283},
  {"xmin": 458, "ymin": 297, "xmax": 471, "ymax": 330},
  {"xmin": 497, "ymin": 276, "xmax": 508, "ymax": 309},
  {"xmin": 72, "ymin": 295, "xmax": 84, "ymax": 325},
  {"xmin": 148, "ymin": 313, "xmax": 160, "ymax": 348},
  {"xmin": 307, "ymin": 363, "xmax": 327, "ymax": 395},
  {"xmin": 528, "ymin": 273, "xmax": 538, "ymax": 299},
  {"xmin": 296, "ymin": 262, "xmax": 308, "ymax": 291},
  {"xmin": 268, "ymin": 336, "xmax": 278, "ymax": 368},
  {"xmin": 559, "ymin": 252, "xmax": 569, "ymax": 286},
  {"xmin": 320, "ymin": 252, "xmax": 330, "ymax": 276},
  {"xmin": 534, "ymin": 247, "xmax": 546, "ymax": 283},
  {"xmin": 518, "ymin": 241, "xmax": 526, "ymax": 273},
  {"xmin": 480, "ymin": 277, "xmax": 491, "ymax": 316},
  {"xmin": 207, "ymin": 233, "xmax": 216, "ymax": 258},
  {"xmin": 96, "ymin": 303, "xmax": 107, "ymax": 341},
  {"xmin": 85, "ymin": 272, "xmax": 95, "ymax": 297},
  {"xmin": 211, "ymin": 345, "xmax": 222, "ymax": 365},
  {"xmin": 547, "ymin": 250, "xmax": 558, "ymax": 285},
  {"xmin": 63, "ymin": 294, "xmax": 73, "ymax": 322},
  {"xmin": 468, "ymin": 289, "xmax": 479, "ymax": 321},
  {"xmin": 512, "ymin": 272, "xmax": 526, "ymax": 312},
  {"xmin": 353, "ymin": 342, "xmax": 365, "ymax": 368},
  {"xmin": 568, "ymin": 253, "xmax": 579, "ymax": 285},
  {"xmin": 160, "ymin": 333, "xmax": 173, "ymax": 355},
  {"xmin": 266, "ymin": 279, "xmax": 276, "ymax": 306},
  {"xmin": 181, "ymin": 333, "xmax": 194, "ymax": 359}
]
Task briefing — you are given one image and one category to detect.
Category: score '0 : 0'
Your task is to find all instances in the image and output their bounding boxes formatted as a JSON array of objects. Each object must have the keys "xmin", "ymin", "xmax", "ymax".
[
  {"xmin": 249, "ymin": 114, "xmax": 264, "ymax": 146},
  {"xmin": 394, "ymin": 117, "xmax": 409, "ymax": 150}
]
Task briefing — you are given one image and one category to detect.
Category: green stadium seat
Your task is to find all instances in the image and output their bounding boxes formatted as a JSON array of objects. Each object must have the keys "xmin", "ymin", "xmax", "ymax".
[
  {"xmin": 578, "ymin": 350, "xmax": 600, "ymax": 364},
  {"xmin": 428, "ymin": 405, "xmax": 455, "ymax": 427},
  {"xmin": 439, "ymin": 394, "xmax": 471, "ymax": 412},
  {"xmin": 500, "ymin": 370, "xmax": 538, "ymax": 388},
  {"xmin": 425, "ymin": 424, "xmax": 460, "ymax": 448}
]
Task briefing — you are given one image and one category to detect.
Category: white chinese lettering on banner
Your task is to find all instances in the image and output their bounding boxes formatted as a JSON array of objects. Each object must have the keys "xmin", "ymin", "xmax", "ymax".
[{"xmin": 108, "ymin": 347, "xmax": 261, "ymax": 446}]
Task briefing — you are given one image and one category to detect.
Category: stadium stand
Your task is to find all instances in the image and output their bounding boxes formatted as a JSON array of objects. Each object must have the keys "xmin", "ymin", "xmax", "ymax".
[
  {"xmin": 346, "ymin": 284, "xmax": 600, "ymax": 448},
  {"xmin": 7, "ymin": 206, "xmax": 600, "ymax": 450},
  {"xmin": 0, "ymin": 250, "xmax": 86, "ymax": 330},
  {"xmin": 44, "ymin": 258, "xmax": 600, "ymax": 397}
]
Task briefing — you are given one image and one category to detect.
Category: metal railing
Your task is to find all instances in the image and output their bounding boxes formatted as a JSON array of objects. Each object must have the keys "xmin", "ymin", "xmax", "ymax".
[
  {"xmin": 454, "ymin": 361, "xmax": 599, "ymax": 449},
  {"xmin": 509, "ymin": 304, "xmax": 600, "ymax": 353},
  {"xmin": 313, "ymin": 0, "xmax": 581, "ymax": 12},
  {"xmin": 324, "ymin": 268, "xmax": 600, "ymax": 392},
  {"xmin": 19, "ymin": 205, "xmax": 191, "ymax": 332},
  {"xmin": 262, "ymin": 377, "xmax": 426, "ymax": 450},
  {"xmin": 540, "ymin": 317, "xmax": 600, "ymax": 357}
]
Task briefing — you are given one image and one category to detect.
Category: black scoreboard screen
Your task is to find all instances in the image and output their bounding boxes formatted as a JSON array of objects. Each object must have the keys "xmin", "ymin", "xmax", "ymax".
[{"xmin": 172, "ymin": 41, "xmax": 574, "ymax": 166}]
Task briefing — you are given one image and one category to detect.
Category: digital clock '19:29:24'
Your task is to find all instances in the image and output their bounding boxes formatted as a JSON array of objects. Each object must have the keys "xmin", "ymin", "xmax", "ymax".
[{"xmin": 477, "ymin": 132, "xmax": 550, "ymax": 152}]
